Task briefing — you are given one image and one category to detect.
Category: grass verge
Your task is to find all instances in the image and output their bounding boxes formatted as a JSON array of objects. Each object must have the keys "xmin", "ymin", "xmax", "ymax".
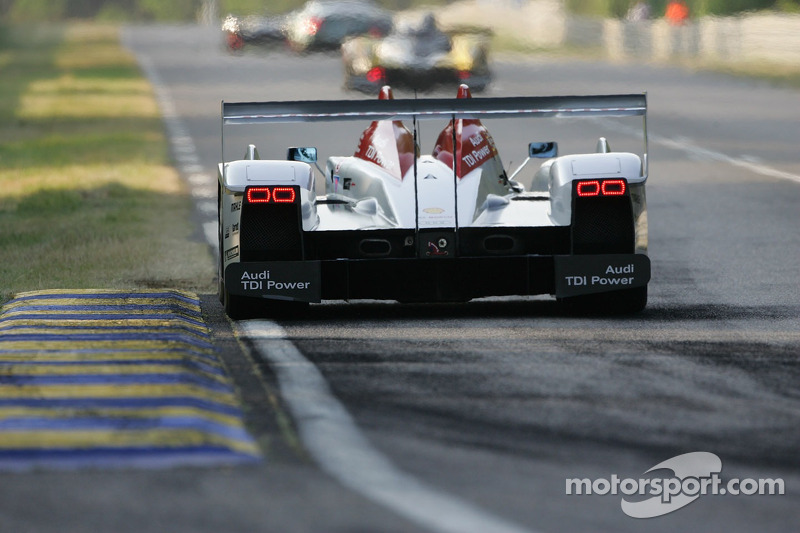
[{"xmin": 0, "ymin": 22, "xmax": 216, "ymax": 305}]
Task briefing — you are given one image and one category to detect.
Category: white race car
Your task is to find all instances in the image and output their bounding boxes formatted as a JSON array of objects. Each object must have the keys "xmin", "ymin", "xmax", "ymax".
[{"xmin": 217, "ymin": 85, "xmax": 650, "ymax": 318}]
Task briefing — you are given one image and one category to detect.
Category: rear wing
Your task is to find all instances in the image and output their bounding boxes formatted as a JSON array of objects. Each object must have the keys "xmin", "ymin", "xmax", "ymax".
[{"xmin": 221, "ymin": 93, "xmax": 648, "ymax": 178}]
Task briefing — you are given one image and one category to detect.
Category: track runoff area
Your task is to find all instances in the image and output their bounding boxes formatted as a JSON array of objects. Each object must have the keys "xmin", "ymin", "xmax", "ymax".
[{"xmin": 0, "ymin": 290, "xmax": 259, "ymax": 470}]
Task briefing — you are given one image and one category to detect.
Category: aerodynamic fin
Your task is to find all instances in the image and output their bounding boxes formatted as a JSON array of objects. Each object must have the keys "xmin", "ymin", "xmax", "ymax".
[
  {"xmin": 432, "ymin": 84, "xmax": 504, "ymax": 179},
  {"xmin": 353, "ymin": 85, "xmax": 415, "ymax": 180}
]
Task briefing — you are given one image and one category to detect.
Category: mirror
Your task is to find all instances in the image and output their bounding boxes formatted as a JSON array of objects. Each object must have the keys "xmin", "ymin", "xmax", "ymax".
[
  {"xmin": 287, "ymin": 146, "xmax": 318, "ymax": 163},
  {"xmin": 528, "ymin": 142, "xmax": 558, "ymax": 158}
]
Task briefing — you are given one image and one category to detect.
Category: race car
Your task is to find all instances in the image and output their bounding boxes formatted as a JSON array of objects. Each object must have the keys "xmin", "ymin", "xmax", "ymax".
[
  {"xmin": 222, "ymin": 1, "xmax": 392, "ymax": 53},
  {"xmin": 284, "ymin": 0, "xmax": 393, "ymax": 53},
  {"xmin": 217, "ymin": 85, "xmax": 650, "ymax": 318},
  {"xmin": 221, "ymin": 13, "xmax": 288, "ymax": 52},
  {"xmin": 342, "ymin": 13, "xmax": 492, "ymax": 93}
]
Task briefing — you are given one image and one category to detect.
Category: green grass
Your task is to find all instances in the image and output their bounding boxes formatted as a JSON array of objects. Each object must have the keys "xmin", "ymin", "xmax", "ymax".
[{"xmin": 0, "ymin": 22, "xmax": 216, "ymax": 304}]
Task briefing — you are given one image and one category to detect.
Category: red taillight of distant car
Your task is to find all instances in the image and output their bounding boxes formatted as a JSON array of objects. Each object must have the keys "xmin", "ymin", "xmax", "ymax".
[
  {"xmin": 226, "ymin": 33, "xmax": 244, "ymax": 51},
  {"xmin": 366, "ymin": 66, "xmax": 385, "ymax": 83},
  {"xmin": 304, "ymin": 16, "xmax": 322, "ymax": 35}
]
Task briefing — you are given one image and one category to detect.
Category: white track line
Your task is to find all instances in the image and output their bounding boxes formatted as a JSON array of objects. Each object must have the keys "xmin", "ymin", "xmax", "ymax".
[
  {"xmin": 237, "ymin": 320, "xmax": 536, "ymax": 533},
  {"xmin": 598, "ymin": 118, "xmax": 800, "ymax": 185},
  {"xmin": 653, "ymin": 133, "xmax": 800, "ymax": 184}
]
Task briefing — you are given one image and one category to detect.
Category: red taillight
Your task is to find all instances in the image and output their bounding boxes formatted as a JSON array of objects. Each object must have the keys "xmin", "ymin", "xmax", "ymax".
[
  {"xmin": 245, "ymin": 186, "xmax": 298, "ymax": 204},
  {"xmin": 227, "ymin": 33, "xmax": 244, "ymax": 50},
  {"xmin": 576, "ymin": 179, "xmax": 627, "ymax": 197},
  {"xmin": 304, "ymin": 16, "xmax": 322, "ymax": 35},
  {"xmin": 272, "ymin": 186, "xmax": 296, "ymax": 203},
  {"xmin": 601, "ymin": 179, "xmax": 626, "ymax": 196},
  {"xmin": 246, "ymin": 187, "xmax": 271, "ymax": 203},
  {"xmin": 576, "ymin": 180, "xmax": 601, "ymax": 197},
  {"xmin": 366, "ymin": 66, "xmax": 385, "ymax": 83}
]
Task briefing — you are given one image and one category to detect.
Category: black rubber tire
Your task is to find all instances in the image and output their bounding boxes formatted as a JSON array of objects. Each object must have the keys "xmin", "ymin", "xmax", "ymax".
[
  {"xmin": 217, "ymin": 184, "xmax": 225, "ymax": 305},
  {"xmin": 222, "ymin": 288, "xmax": 262, "ymax": 320},
  {"xmin": 224, "ymin": 290, "xmax": 309, "ymax": 320},
  {"xmin": 218, "ymin": 185, "xmax": 262, "ymax": 319},
  {"xmin": 558, "ymin": 285, "xmax": 647, "ymax": 316}
]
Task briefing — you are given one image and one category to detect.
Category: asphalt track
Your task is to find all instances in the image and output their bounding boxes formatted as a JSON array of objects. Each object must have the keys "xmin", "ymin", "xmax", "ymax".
[{"xmin": 1, "ymin": 23, "xmax": 799, "ymax": 533}]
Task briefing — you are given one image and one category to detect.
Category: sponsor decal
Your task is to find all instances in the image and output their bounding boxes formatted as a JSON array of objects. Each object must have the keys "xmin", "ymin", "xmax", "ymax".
[
  {"xmin": 468, "ymin": 132, "xmax": 484, "ymax": 147},
  {"xmin": 426, "ymin": 239, "xmax": 449, "ymax": 256},
  {"xmin": 224, "ymin": 225, "xmax": 230, "ymax": 239},
  {"xmin": 564, "ymin": 264, "xmax": 636, "ymax": 289},
  {"xmin": 566, "ymin": 452, "xmax": 784, "ymax": 519},
  {"xmin": 232, "ymin": 222, "xmax": 239, "ymax": 234},
  {"xmin": 461, "ymin": 145, "xmax": 492, "ymax": 169},
  {"xmin": 457, "ymin": 126, "xmax": 497, "ymax": 176},
  {"xmin": 423, "ymin": 207, "xmax": 445, "ymax": 214},
  {"xmin": 364, "ymin": 144, "xmax": 397, "ymax": 173},
  {"xmin": 555, "ymin": 254, "xmax": 650, "ymax": 297},
  {"xmin": 231, "ymin": 200, "xmax": 241, "ymax": 212},
  {"xmin": 225, "ymin": 246, "xmax": 239, "ymax": 261},
  {"xmin": 239, "ymin": 270, "xmax": 312, "ymax": 291},
  {"xmin": 225, "ymin": 261, "xmax": 321, "ymax": 302}
]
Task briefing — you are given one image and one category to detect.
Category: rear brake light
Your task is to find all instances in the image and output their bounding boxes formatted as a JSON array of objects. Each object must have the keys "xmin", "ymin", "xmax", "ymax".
[
  {"xmin": 272, "ymin": 186, "xmax": 296, "ymax": 203},
  {"xmin": 576, "ymin": 180, "xmax": 600, "ymax": 197},
  {"xmin": 247, "ymin": 187, "xmax": 271, "ymax": 203},
  {"xmin": 576, "ymin": 179, "xmax": 627, "ymax": 197},
  {"xmin": 601, "ymin": 179, "xmax": 626, "ymax": 196},
  {"xmin": 245, "ymin": 186, "xmax": 298, "ymax": 204}
]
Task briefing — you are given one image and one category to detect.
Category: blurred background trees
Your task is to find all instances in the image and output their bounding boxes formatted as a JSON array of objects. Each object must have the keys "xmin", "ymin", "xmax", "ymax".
[{"xmin": 0, "ymin": 0, "xmax": 798, "ymax": 22}]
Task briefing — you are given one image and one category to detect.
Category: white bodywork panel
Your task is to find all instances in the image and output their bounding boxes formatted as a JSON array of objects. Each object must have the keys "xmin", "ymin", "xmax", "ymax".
[
  {"xmin": 548, "ymin": 152, "xmax": 644, "ymax": 226},
  {"xmin": 321, "ymin": 151, "xmax": 644, "ymax": 230}
]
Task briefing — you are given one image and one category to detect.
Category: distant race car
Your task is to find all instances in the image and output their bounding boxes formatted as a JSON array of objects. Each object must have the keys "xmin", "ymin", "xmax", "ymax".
[
  {"xmin": 284, "ymin": 0, "xmax": 393, "ymax": 53},
  {"xmin": 342, "ymin": 13, "xmax": 492, "ymax": 93},
  {"xmin": 221, "ymin": 12, "xmax": 289, "ymax": 52},
  {"xmin": 217, "ymin": 84, "xmax": 651, "ymax": 318},
  {"xmin": 222, "ymin": 0, "xmax": 392, "ymax": 53}
]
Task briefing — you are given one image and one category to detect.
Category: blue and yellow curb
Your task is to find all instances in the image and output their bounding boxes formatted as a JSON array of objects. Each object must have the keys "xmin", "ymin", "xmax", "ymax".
[{"xmin": 0, "ymin": 289, "xmax": 261, "ymax": 470}]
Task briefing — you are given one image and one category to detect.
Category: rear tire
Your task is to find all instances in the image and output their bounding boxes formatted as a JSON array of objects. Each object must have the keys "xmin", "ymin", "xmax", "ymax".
[
  {"xmin": 217, "ymin": 185, "xmax": 226, "ymax": 304},
  {"xmin": 223, "ymin": 289, "xmax": 308, "ymax": 320},
  {"xmin": 558, "ymin": 285, "xmax": 647, "ymax": 316},
  {"xmin": 222, "ymin": 287, "xmax": 263, "ymax": 320}
]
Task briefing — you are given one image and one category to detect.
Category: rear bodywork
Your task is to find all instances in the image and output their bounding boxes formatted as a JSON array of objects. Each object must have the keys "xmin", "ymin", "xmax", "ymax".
[{"xmin": 217, "ymin": 86, "xmax": 650, "ymax": 317}]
